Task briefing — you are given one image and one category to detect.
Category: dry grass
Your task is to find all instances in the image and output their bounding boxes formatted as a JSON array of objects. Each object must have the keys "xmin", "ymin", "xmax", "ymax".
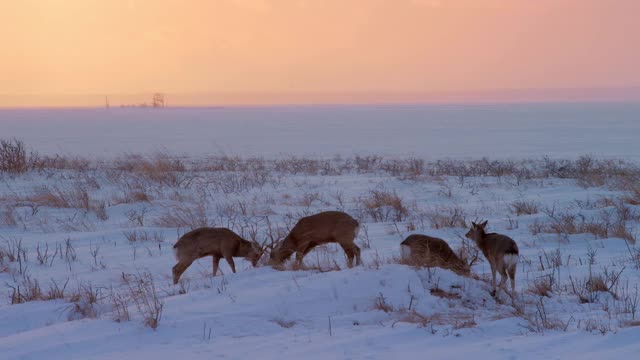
[
  {"xmin": 521, "ymin": 297, "xmax": 569, "ymax": 333},
  {"xmin": 0, "ymin": 138, "xmax": 28, "ymax": 174},
  {"xmin": 110, "ymin": 188, "xmax": 151, "ymax": 206},
  {"xmin": 358, "ymin": 189, "xmax": 411, "ymax": 222},
  {"xmin": 623, "ymin": 185, "xmax": 640, "ymax": 205},
  {"xmin": 373, "ymin": 292, "xmax": 394, "ymax": 313},
  {"xmin": 538, "ymin": 205, "xmax": 637, "ymax": 244},
  {"xmin": 510, "ymin": 200, "xmax": 539, "ymax": 216},
  {"xmin": 271, "ymin": 317, "xmax": 297, "ymax": 328},
  {"xmin": 430, "ymin": 287, "xmax": 461, "ymax": 300},
  {"xmin": 14, "ymin": 185, "xmax": 108, "ymax": 220},
  {"xmin": 154, "ymin": 201, "xmax": 209, "ymax": 230},
  {"xmin": 114, "ymin": 152, "xmax": 187, "ymax": 187},
  {"xmin": 0, "ymin": 205, "xmax": 18, "ymax": 227},
  {"xmin": 425, "ymin": 206, "xmax": 467, "ymax": 229},
  {"xmin": 528, "ymin": 278, "xmax": 553, "ymax": 297},
  {"xmin": 67, "ymin": 283, "xmax": 101, "ymax": 320},
  {"xmin": 122, "ymin": 271, "xmax": 164, "ymax": 330},
  {"xmin": 8, "ymin": 275, "xmax": 43, "ymax": 304},
  {"xmin": 123, "ymin": 229, "xmax": 165, "ymax": 244}
]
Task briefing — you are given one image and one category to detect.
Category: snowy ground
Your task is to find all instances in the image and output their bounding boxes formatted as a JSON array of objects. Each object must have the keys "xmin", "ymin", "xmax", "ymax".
[{"xmin": 1, "ymin": 106, "xmax": 640, "ymax": 359}]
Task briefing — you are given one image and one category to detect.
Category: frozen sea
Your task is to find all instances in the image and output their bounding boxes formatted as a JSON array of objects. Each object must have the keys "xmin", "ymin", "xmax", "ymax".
[{"xmin": 1, "ymin": 102, "xmax": 639, "ymax": 160}]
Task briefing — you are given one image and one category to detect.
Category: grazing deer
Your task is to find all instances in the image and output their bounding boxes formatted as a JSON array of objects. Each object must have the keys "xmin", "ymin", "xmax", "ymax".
[
  {"xmin": 172, "ymin": 227, "xmax": 261, "ymax": 284},
  {"xmin": 400, "ymin": 234, "xmax": 470, "ymax": 275},
  {"xmin": 465, "ymin": 220, "xmax": 519, "ymax": 296},
  {"xmin": 269, "ymin": 211, "xmax": 361, "ymax": 268}
]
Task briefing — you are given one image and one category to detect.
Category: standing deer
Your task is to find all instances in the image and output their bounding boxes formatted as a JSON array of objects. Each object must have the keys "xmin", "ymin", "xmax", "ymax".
[
  {"xmin": 400, "ymin": 234, "xmax": 470, "ymax": 275},
  {"xmin": 172, "ymin": 227, "xmax": 261, "ymax": 284},
  {"xmin": 465, "ymin": 220, "xmax": 519, "ymax": 296},
  {"xmin": 269, "ymin": 211, "xmax": 361, "ymax": 268}
]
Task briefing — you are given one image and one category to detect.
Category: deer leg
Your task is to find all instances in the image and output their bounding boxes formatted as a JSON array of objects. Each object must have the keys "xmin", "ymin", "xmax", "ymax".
[
  {"xmin": 295, "ymin": 251, "xmax": 305, "ymax": 268},
  {"xmin": 498, "ymin": 267, "xmax": 508, "ymax": 292},
  {"xmin": 212, "ymin": 256, "xmax": 221, "ymax": 277},
  {"xmin": 353, "ymin": 245, "xmax": 362, "ymax": 266},
  {"xmin": 489, "ymin": 263, "xmax": 497, "ymax": 296},
  {"xmin": 339, "ymin": 243, "xmax": 355, "ymax": 268},
  {"xmin": 224, "ymin": 255, "xmax": 236, "ymax": 273},
  {"xmin": 508, "ymin": 264, "xmax": 517, "ymax": 295},
  {"xmin": 172, "ymin": 261, "xmax": 192, "ymax": 285},
  {"xmin": 295, "ymin": 243, "xmax": 316, "ymax": 269}
]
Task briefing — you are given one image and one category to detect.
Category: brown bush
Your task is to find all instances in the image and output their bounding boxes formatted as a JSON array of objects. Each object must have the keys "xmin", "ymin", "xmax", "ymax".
[
  {"xmin": 510, "ymin": 200, "xmax": 539, "ymax": 216},
  {"xmin": 426, "ymin": 206, "xmax": 467, "ymax": 229},
  {"xmin": 359, "ymin": 189, "xmax": 410, "ymax": 222},
  {"xmin": 153, "ymin": 200, "xmax": 209, "ymax": 230},
  {"xmin": 0, "ymin": 138, "xmax": 28, "ymax": 174}
]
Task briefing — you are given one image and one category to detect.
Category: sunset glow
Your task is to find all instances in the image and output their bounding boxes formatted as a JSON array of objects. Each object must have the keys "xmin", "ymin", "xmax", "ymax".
[{"xmin": 1, "ymin": 0, "xmax": 639, "ymax": 107}]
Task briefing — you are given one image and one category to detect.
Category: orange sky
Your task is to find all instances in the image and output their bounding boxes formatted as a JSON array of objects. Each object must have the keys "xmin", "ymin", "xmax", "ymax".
[{"xmin": 1, "ymin": 0, "xmax": 639, "ymax": 107}]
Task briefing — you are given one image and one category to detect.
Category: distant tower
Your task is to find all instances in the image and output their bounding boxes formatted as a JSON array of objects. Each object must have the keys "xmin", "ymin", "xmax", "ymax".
[
  {"xmin": 152, "ymin": 93, "xmax": 165, "ymax": 108},
  {"xmin": 105, "ymin": 96, "xmax": 110, "ymax": 109}
]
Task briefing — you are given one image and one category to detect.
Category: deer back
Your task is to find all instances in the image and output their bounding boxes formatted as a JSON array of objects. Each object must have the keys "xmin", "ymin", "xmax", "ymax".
[
  {"xmin": 401, "ymin": 234, "xmax": 467, "ymax": 273},
  {"xmin": 477, "ymin": 233, "xmax": 519, "ymax": 263},
  {"xmin": 272, "ymin": 211, "xmax": 359, "ymax": 262},
  {"xmin": 288, "ymin": 211, "xmax": 359, "ymax": 248},
  {"xmin": 173, "ymin": 227, "xmax": 247, "ymax": 261}
]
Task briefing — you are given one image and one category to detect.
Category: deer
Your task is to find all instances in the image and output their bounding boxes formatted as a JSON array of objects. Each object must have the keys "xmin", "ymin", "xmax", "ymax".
[
  {"xmin": 400, "ymin": 234, "xmax": 470, "ymax": 275},
  {"xmin": 269, "ymin": 211, "xmax": 361, "ymax": 268},
  {"xmin": 465, "ymin": 220, "xmax": 519, "ymax": 296},
  {"xmin": 172, "ymin": 227, "xmax": 262, "ymax": 284}
]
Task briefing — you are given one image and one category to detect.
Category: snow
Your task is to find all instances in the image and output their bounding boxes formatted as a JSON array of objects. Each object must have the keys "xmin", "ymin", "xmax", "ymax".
[
  {"xmin": 1, "ymin": 102, "xmax": 640, "ymax": 160},
  {"xmin": 1, "ymin": 104, "xmax": 640, "ymax": 359}
]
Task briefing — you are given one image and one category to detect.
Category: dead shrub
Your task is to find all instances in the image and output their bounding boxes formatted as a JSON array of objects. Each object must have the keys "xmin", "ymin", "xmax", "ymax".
[
  {"xmin": 430, "ymin": 287, "xmax": 461, "ymax": 300},
  {"xmin": 109, "ymin": 286, "xmax": 131, "ymax": 323},
  {"xmin": 395, "ymin": 309, "xmax": 431, "ymax": 327},
  {"xmin": 122, "ymin": 271, "xmax": 163, "ymax": 330},
  {"xmin": 125, "ymin": 207, "xmax": 151, "ymax": 227},
  {"xmin": 359, "ymin": 189, "xmax": 410, "ymax": 222},
  {"xmin": 271, "ymin": 317, "xmax": 297, "ymax": 328},
  {"xmin": 528, "ymin": 219, "xmax": 545, "ymax": 235},
  {"xmin": 7, "ymin": 275, "xmax": 43, "ymax": 304},
  {"xmin": 522, "ymin": 297, "xmax": 568, "ymax": 333},
  {"xmin": 380, "ymin": 158, "xmax": 425, "ymax": 179},
  {"xmin": 154, "ymin": 201, "xmax": 209, "ymax": 230},
  {"xmin": 67, "ymin": 283, "xmax": 101, "ymax": 320},
  {"xmin": 45, "ymin": 278, "xmax": 69, "ymax": 300},
  {"xmin": 540, "ymin": 205, "xmax": 637, "ymax": 244},
  {"xmin": 569, "ymin": 267, "xmax": 624, "ymax": 303},
  {"xmin": 623, "ymin": 185, "xmax": 640, "ymax": 205},
  {"xmin": 0, "ymin": 205, "xmax": 18, "ymax": 227},
  {"xmin": 510, "ymin": 200, "xmax": 539, "ymax": 216},
  {"xmin": 373, "ymin": 293, "xmax": 394, "ymax": 313},
  {"xmin": 610, "ymin": 222, "xmax": 636, "ymax": 244},
  {"xmin": 298, "ymin": 191, "xmax": 323, "ymax": 207},
  {"xmin": 426, "ymin": 206, "xmax": 467, "ymax": 229},
  {"xmin": 25, "ymin": 185, "xmax": 106, "ymax": 218},
  {"xmin": 115, "ymin": 152, "xmax": 187, "ymax": 187},
  {"xmin": 528, "ymin": 277, "xmax": 553, "ymax": 297},
  {"xmin": 123, "ymin": 229, "xmax": 165, "ymax": 244},
  {"xmin": 0, "ymin": 138, "xmax": 28, "ymax": 174}
]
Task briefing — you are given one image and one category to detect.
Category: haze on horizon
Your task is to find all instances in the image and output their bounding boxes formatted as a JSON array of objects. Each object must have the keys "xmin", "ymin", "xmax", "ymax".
[{"xmin": 1, "ymin": 0, "xmax": 639, "ymax": 107}]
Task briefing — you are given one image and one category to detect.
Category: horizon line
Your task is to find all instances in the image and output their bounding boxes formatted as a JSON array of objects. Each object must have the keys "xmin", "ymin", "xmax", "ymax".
[{"xmin": 2, "ymin": 86, "xmax": 640, "ymax": 109}]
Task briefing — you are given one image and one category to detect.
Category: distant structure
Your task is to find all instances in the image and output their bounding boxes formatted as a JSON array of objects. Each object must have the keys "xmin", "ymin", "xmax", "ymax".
[
  {"xmin": 105, "ymin": 96, "xmax": 110, "ymax": 109},
  {"xmin": 117, "ymin": 93, "xmax": 167, "ymax": 108},
  {"xmin": 152, "ymin": 93, "xmax": 166, "ymax": 108}
]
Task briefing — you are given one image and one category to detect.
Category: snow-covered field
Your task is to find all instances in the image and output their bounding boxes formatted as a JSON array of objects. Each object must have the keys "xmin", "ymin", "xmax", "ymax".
[{"xmin": 1, "ymin": 105, "xmax": 640, "ymax": 359}]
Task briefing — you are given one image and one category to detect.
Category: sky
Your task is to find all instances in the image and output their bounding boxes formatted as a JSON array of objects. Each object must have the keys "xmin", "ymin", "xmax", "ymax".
[{"xmin": 1, "ymin": 0, "xmax": 639, "ymax": 107}]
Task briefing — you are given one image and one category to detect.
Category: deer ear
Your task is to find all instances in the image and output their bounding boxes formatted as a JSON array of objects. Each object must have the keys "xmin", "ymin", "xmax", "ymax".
[
  {"xmin": 481, "ymin": 220, "xmax": 488, "ymax": 228},
  {"xmin": 471, "ymin": 221, "xmax": 477, "ymax": 227}
]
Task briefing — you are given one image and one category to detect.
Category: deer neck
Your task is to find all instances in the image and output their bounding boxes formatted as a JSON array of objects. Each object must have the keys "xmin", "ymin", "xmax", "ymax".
[{"xmin": 476, "ymin": 233, "xmax": 492, "ymax": 255}]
